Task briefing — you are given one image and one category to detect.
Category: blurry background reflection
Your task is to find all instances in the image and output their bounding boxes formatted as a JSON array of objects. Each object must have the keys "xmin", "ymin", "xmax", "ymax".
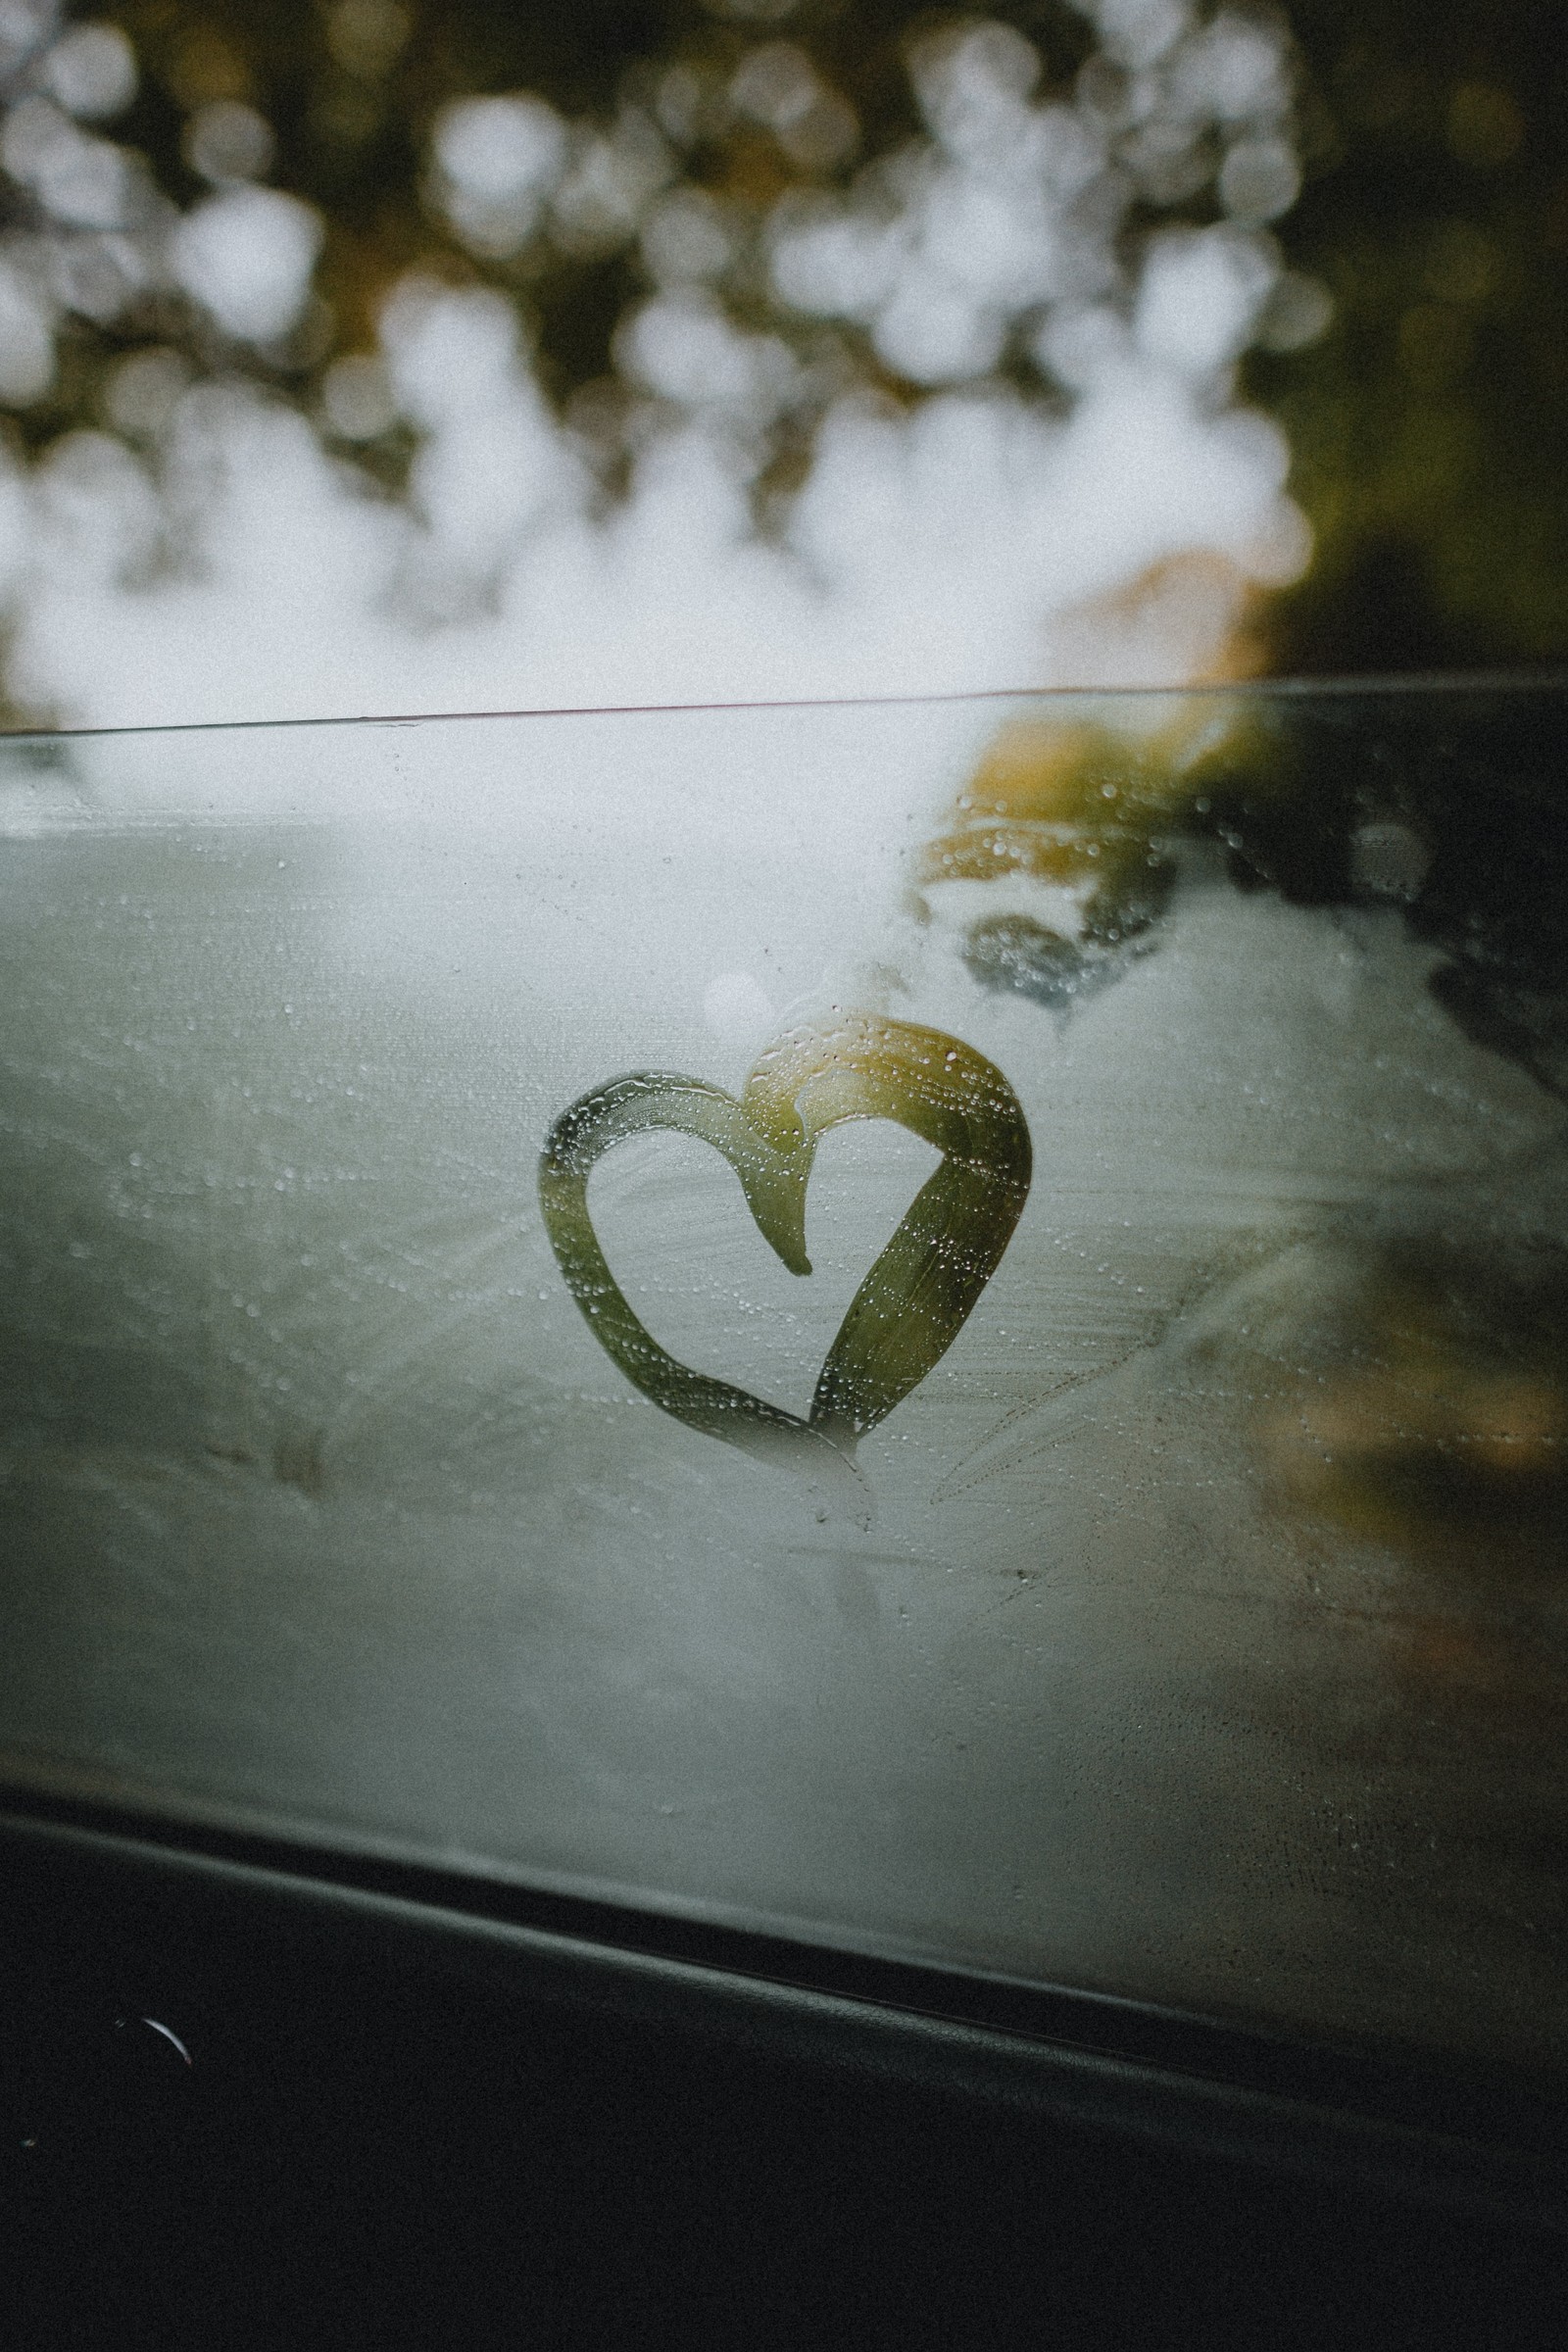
[{"xmin": 0, "ymin": 0, "xmax": 1552, "ymax": 724}]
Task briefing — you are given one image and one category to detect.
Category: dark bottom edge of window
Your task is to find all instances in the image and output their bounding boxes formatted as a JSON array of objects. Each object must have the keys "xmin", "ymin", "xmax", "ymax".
[{"xmin": 2, "ymin": 1786, "xmax": 1564, "ymax": 2238}]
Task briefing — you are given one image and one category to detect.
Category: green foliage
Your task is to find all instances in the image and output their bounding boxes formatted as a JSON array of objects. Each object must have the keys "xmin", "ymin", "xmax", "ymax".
[
  {"xmin": 24, "ymin": 0, "xmax": 1568, "ymax": 669},
  {"xmin": 1253, "ymin": 0, "xmax": 1568, "ymax": 667}
]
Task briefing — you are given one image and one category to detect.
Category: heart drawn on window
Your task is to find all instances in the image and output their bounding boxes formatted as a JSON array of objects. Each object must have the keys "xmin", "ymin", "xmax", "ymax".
[{"xmin": 538, "ymin": 1014, "xmax": 1031, "ymax": 1512}]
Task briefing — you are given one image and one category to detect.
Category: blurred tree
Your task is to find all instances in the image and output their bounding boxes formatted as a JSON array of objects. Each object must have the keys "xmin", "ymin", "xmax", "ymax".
[
  {"xmin": 1253, "ymin": 0, "xmax": 1568, "ymax": 670},
  {"xmin": 0, "ymin": 0, "xmax": 1561, "ymax": 678}
]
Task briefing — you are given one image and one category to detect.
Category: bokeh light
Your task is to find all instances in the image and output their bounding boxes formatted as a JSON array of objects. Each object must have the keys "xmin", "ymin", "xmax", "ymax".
[{"xmin": 0, "ymin": 0, "xmax": 1548, "ymax": 725}]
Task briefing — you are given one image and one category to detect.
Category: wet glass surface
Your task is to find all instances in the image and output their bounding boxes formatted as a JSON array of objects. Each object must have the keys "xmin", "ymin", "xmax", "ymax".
[{"xmin": 2, "ymin": 681, "xmax": 1565, "ymax": 2077}]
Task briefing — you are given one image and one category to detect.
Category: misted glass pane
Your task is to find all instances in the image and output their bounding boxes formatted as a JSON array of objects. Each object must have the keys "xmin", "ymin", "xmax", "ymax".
[{"xmin": 2, "ymin": 680, "xmax": 1565, "ymax": 2074}]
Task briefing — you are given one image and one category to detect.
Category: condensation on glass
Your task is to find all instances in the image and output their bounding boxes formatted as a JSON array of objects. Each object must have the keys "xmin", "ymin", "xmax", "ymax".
[{"xmin": 1, "ymin": 682, "xmax": 1564, "ymax": 2077}]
